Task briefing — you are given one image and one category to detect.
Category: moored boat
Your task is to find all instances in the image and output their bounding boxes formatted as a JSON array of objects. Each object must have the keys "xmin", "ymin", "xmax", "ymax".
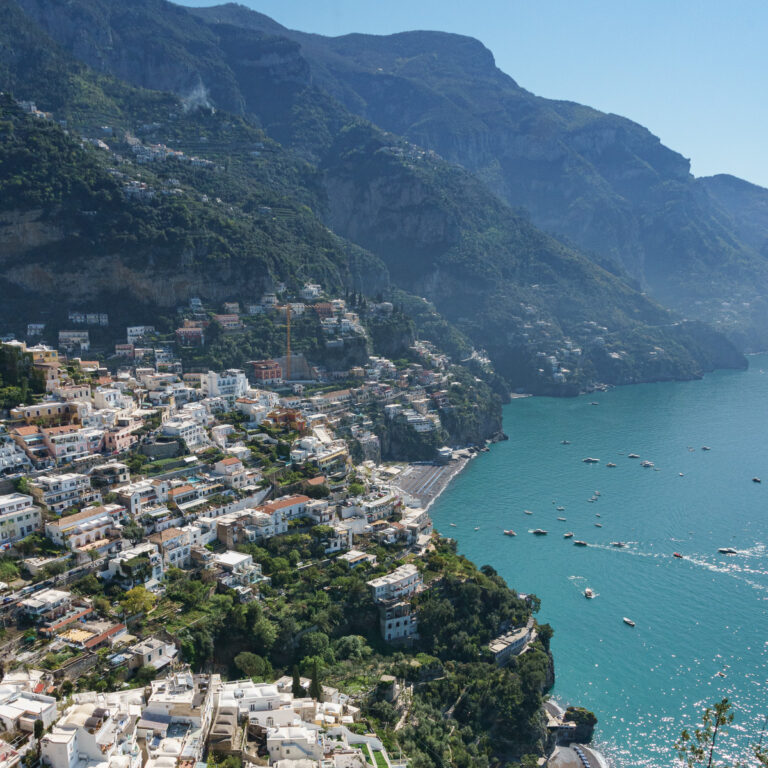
[
  {"xmin": 504, "ymin": 529, "xmax": 516, "ymax": 537},
  {"xmin": 623, "ymin": 617, "xmax": 636, "ymax": 627},
  {"xmin": 532, "ymin": 529, "xmax": 548, "ymax": 536},
  {"xmin": 564, "ymin": 532, "xmax": 574, "ymax": 538},
  {"xmin": 628, "ymin": 453, "xmax": 640, "ymax": 459},
  {"xmin": 557, "ymin": 517, "xmax": 567, "ymax": 521},
  {"xmin": 582, "ymin": 457, "xmax": 600, "ymax": 463},
  {"xmin": 606, "ymin": 462, "xmax": 617, "ymax": 468}
]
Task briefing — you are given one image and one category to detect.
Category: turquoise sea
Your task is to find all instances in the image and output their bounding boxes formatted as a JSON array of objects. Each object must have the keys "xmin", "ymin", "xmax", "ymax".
[{"xmin": 430, "ymin": 355, "xmax": 768, "ymax": 767}]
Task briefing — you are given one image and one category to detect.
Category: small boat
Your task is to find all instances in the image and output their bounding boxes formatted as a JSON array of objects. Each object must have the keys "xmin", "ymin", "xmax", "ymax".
[
  {"xmin": 587, "ymin": 498, "xmax": 595, "ymax": 503},
  {"xmin": 673, "ymin": 552, "xmax": 683, "ymax": 558},
  {"xmin": 449, "ymin": 523, "xmax": 457, "ymax": 527},
  {"xmin": 474, "ymin": 527, "xmax": 480, "ymax": 531},
  {"xmin": 628, "ymin": 453, "xmax": 640, "ymax": 459},
  {"xmin": 623, "ymin": 617, "xmax": 636, "ymax": 627},
  {"xmin": 640, "ymin": 460, "xmax": 654, "ymax": 468},
  {"xmin": 574, "ymin": 540, "xmax": 588, "ymax": 547},
  {"xmin": 606, "ymin": 462, "xmax": 616, "ymax": 468},
  {"xmin": 595, "ymin": 513, "xmax": 601, "ymax": 517},
  {"xmin": 594, "ymin": 491, "xmax": 601, "ymax": 496},
  {"xmin": 557, "ymin": 506, "xmax": 565, "ymax": 511},
  {"xmin": 753, "ymin": 477, "xmax": 761, "ymax": 483},
  {"xmin": 504, "ymin": 529, "xmax": 517, "ymax": 537},
  {"xmin": 594, "ymin": 523, "xmax": 603, "ymax": 527},
  {"xmin": 688, "ymin": 446, "xmax": 695, "ymax": 452},
  {"xmin": 679, "ymin": 473, "xmax": 684, "ymax": 477},
  {"xmin": 702, "ymin": 446, "xmax": 711, "ymax": 451},
  {"xmin": 590, "ymin": 402, "xmax": 599, "ymax": 406},
  {"xmin": 561, "ymin": 440, "xmax": 571, "ymax": 445},
  {"xmin": 584, "ymin": 588, "xmax": 595, "ymax": 599},
  {"xmin": 557, "ymin": 516, "xmax": 567, "ymax": 521},
  {"xmin": 564, "ymin": 532, "xmax": 574, "ymax": 538},
  {"xmin": 583, "ymin": 457, "xmax": 600, "ymax": 463},
  {"xmin": 532, "ymin": 529, "xmax": 548, "ymax": 536},
  {"xmin": 524, "ymin": 510, "xmax": 533, "ymax": 515},
  {"xmin": 611, "ymin": 542, "xmax": 626, "ymax": 548},
  {"xmin": 718, "ymin": 547, "xmax": 738, "ymax": 555},
  {"xmin": 716, "ymin": 671, "xmax": 726, "ymax": 678}
]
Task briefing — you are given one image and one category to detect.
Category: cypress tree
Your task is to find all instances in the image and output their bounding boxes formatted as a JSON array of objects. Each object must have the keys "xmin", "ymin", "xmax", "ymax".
[{"xmin": 291, "ymin": 665, "xmax": 304, "ymax": 697}]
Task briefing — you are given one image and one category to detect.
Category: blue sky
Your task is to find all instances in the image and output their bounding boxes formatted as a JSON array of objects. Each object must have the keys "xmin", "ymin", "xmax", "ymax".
[{"xmin": 178, "ymin": 0, "xmax": 768, "ymax": 188}]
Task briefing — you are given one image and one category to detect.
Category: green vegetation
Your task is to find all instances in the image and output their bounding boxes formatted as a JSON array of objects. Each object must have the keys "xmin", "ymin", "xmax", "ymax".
[
  {"xmin": 123, "ymin": 534, "xmax": 552, "ymax": 765},
  {"xmin": 0, "ymin": 343, "xmax": 45, "ymax": 408},
  {"xmin": 675, "ymin": 698, "xmax": 768, "ymax": 767}
]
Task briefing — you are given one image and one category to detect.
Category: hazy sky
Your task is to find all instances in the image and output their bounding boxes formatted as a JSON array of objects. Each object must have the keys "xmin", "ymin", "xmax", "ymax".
[{"xmin": 178, "ymin": 0, "xmax": 768, "ymax": 188}]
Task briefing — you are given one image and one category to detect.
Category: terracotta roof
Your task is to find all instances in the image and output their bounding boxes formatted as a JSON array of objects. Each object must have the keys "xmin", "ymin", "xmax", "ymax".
[
  {"xmin": 13, "ymin": 426, "xmax": 41, "ymax": 436},
  {"xmin": 149, "ymin": 527, "xmax": 184, "ymax": 543},
  {"xmin": 42, "ymin": 425, "xmax": 81, "ymax": 436},
  {"xmin": 218, "ymin": 457, "xmax": 241, "ymax": 466},
  {"xmin": 168, "ymin": 485, "xmax": 195, "ymax": 497},
  {"xmin": 263, "ymin": 495, "xmax": 310, "ymax": 512},
  {"xmin": 47, "ymin": 506, "xmax": 110, "ymax": 529}
]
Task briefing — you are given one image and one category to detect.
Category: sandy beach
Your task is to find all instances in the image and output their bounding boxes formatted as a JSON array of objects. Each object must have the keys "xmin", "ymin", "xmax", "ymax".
[{"xmin": 391, "ymin": 453, "xmax": 473, "ymax": 511}]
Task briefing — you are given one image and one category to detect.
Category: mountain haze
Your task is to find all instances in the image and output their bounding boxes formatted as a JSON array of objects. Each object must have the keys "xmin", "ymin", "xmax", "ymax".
[
  {"xmin": 0, "ymin": 0, "xmax": 756, "ymax": 392},
  {"xmin": 185, "ymin": 3, "xmax": 768, "ymax": 350}
]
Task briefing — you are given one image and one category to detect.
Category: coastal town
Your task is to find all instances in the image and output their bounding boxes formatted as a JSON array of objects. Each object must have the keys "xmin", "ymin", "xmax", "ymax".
[{"xmin": 0, "ymin": 282, "xmax": 600, "ymax": 768}]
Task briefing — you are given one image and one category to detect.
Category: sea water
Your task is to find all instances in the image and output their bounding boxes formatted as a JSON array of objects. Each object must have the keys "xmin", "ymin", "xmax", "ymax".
[{"xmin": 430, "ymin": 355, "xmax": 768, "ymax": 767}]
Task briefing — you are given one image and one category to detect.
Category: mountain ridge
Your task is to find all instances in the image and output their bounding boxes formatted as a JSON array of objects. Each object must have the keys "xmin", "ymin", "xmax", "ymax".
[
  {"xmin": 0, "ymin": 0, "xmax": 751, "ymax": 392},
  {"xmin": 184, "ymin": 2, "xmax": 768, "ymax": 349}
]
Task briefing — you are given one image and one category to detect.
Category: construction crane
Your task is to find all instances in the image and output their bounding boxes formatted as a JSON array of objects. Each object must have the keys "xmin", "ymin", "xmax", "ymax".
[{"xmin": 285, "ymin": 303, "xmax": 291, "ymax": 382}]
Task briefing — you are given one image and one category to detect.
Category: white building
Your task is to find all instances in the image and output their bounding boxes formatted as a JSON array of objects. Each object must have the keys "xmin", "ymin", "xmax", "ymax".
[
  {"xmin": 267, "ymin": 726, "xmax": 324, "ymax": 763},
  {"xmin": 0, "ymin": 493, "xmax": 41, "ymax": 545},
  {"xmin": 105, "ymin": 542, "xmax": 164, "ymax": 588},
  {"xmin": 0, "ymin": 689, "xmax": 57, "ymax": 733},
  {"xmin": 0, "ymin": 431, "xmax": 31, "ymax": 476},
  {"xmin": 30, "ymin": 473, "xmax": 101, "ymax": 515},
  {"xmin": 42, "ymin": 700, "xmax": 141, "ymax": 768},
  {"xmin": 161, "ymin": 419, "xmax": 207, "ymax": 451},
  {"xmin": 45, "ymin": 504, "xmax": 123, "ymax": 551},
  {"xmin": 115, "ymin": 478, "xmax": 169, "ymax": 516},
  {"xmin": 200, "ymin": 370, "xmax": 248, "ymax": 403},
  {"xmin": 367, "ymin": 564, "xmax": 422, "ymax": 603}
]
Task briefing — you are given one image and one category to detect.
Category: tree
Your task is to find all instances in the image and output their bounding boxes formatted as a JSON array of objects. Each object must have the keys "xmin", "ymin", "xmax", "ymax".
[
  {"xmin": 134, "ymin": 665, "xmax": 157, "ymax": 685},
  {"xmin": 120, "ymin": 586, "xmax": 156, "ymax": 617},
  {"xmin": 34, "ymin": 718, "xmax": 44, "ymax": 752},
  {"xmin": 673, "ymin": 698, "xmax": 764, "ymax": 768},
  {"xmin": 309, "ymin": 660, "xmax": 323, "ymax": 702},
  {"xmin": 234, "ymin": 652, "xmax": 267, "ymax": 679},
  {"xmin": 291, "ymin": 665, "xmax": 305, "ymax": 697},
  {"xmin": 122, "ymin": 519, "xmax": 145, "ymax": 546}
]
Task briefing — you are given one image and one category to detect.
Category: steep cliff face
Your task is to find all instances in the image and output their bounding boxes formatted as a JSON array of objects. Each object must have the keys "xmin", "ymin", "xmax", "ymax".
[
  {"xmin": 15, "ymin": 0, "xmax": 246, "ymax": 111},
  {"xmin": 699, "ymin": 174, "xmax": 768, "ymax": 256},
  {"xmin": 185, "ymin": 6, "xmax": 768, "ymax": 346}
]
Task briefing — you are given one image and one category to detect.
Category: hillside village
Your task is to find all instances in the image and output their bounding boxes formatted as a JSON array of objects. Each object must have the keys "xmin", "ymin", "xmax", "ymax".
[{"xmin": 0, "ymin": 281, "xmax": 565, "ymax": 768}]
